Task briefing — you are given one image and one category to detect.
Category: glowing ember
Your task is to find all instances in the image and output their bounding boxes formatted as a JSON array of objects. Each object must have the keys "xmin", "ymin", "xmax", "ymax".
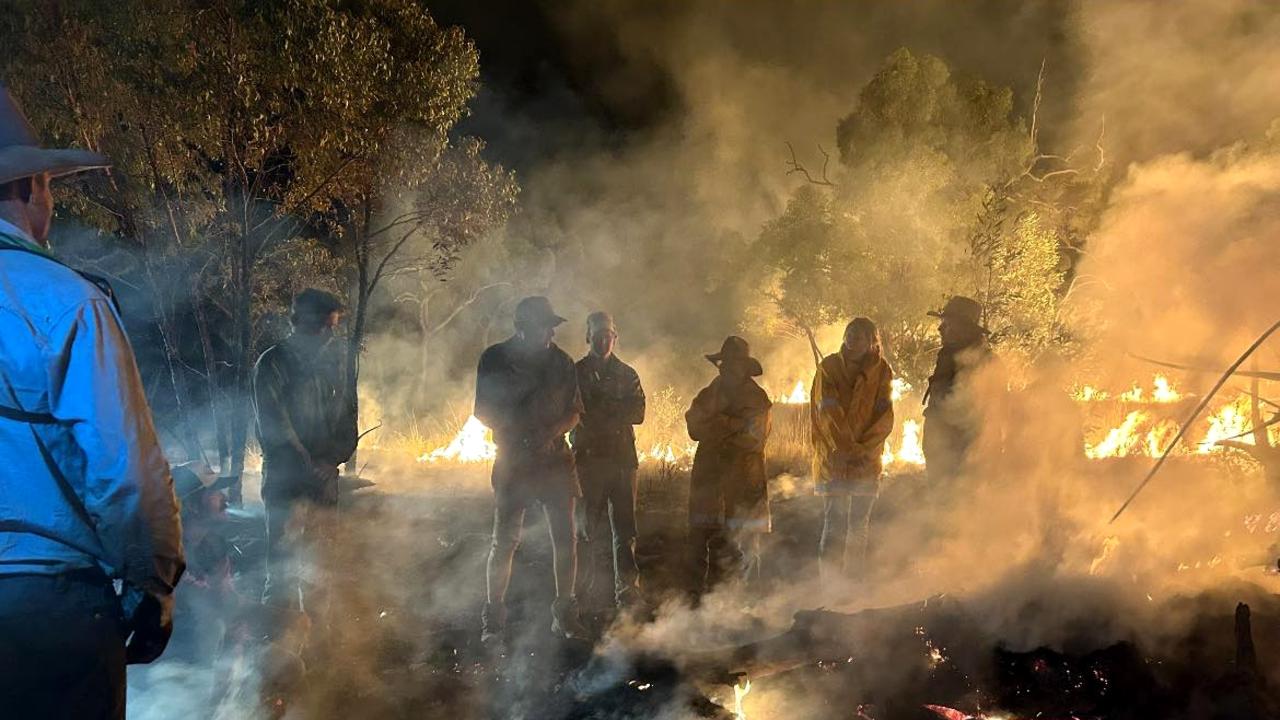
[
  {"xmin": 777, "ymin": 380, "xmax": 809, "ymax": 404},
  {"xmin": 927, "ymin": 642, "xmax": 947, "ymax": 668},
  {"xmin": 733, "ymin": 679, "xmax": 752, "ymax": 719},
  {"xmin": 417, "ymin": 415, "xmax": 497, "ymax": 463}
]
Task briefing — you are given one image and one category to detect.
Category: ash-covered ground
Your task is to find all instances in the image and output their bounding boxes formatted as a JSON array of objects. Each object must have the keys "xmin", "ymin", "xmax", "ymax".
[{"xmin": 126, "ymin": 425, "xmax": 1280, "ymax": 720}]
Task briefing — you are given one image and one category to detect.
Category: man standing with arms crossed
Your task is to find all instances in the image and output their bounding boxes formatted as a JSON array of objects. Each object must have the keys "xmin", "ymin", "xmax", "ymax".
[
  {"xmin": 572, "ymin": 312, "xmax": 646, "ymax": 612},
  {"xmin": 0, "ymin": 87, "xmax": 185, "ymax": 718}
]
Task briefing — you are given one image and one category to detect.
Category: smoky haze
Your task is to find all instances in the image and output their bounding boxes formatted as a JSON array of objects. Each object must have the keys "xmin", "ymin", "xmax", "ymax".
[{"xmin": 126, "ymin": 1, "xmax": 1280, "ymax": 718}]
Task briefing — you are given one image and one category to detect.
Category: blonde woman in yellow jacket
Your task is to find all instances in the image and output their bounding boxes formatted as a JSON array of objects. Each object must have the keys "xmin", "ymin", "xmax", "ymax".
[{"xmin": 810, "ymin": 318, "xmax": 894, "ymax": 582}]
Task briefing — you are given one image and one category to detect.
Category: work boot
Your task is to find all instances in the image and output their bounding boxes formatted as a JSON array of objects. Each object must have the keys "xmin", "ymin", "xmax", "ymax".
[
  {"xmin": 550, "ymin": 597, "xmax": 588, "ymax": 640},
  {"xmin": 480, "ymin": 602, "xmax": 507, "ymax": 650}
]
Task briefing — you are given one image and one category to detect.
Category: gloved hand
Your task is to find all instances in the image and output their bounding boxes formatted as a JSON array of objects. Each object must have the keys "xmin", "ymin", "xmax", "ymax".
[{"xmin": 125, "ymin": 591, "xmax": 174, "ymax": 664}]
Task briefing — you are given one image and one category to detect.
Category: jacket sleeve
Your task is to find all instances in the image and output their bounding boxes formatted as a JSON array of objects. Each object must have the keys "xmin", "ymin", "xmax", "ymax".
[
  {"xmin": 686, "ymin": 385, "xmax": 733, "ymax": 442},
  {"xmin": 47, "ymin": 299, "xmax": 184, "ymax": 598},
  {"xmin": 857, "ymin": 365, "xmax": 895, "ymax": 455},
  {"xmin": 544, "ymin": 361, "xmax": 584, "ymax": 440},
  {"xmin": 732, "ymin": 400, "xmax": 771, "ymax": 452},
  {"xmin": 623, "ymin": 366, "xmax": 646, "ymax": 425},
  {"xmin": 473, "ymin": 348, "xmax": 513, "ymax": 437},
  {"xmin": 252, "ymin": 349, "xmax": 312, "ymax": 468},
  {"xmin": 812, "ymin": 363, "xmax": 859, "ymax": 451}
]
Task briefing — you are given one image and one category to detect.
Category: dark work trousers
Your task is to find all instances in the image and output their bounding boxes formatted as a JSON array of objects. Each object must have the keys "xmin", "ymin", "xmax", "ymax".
[
  {"xmin": 263, "ymin": 497, "xmax": 341, "ymax": 619},
  {"xmin": 818, "ymin": 494, "xmax": 877, "ymax": 581},
  {"xmin": 689, "ymin": 526, "xmax": 758, "ymax": 595},
  {"xmin": 487, "ymin": 489, "xmax": 578, "ymax": 604},
  {"xmin": 923, "ymin": 416, "xmax": 969, "ymax": 482},
  {"xmin": 263, "ymin": 494, "xmax": 297, "ymax": 610},
  {"xmin": 578, "ymin": 461, "xmax": 640, "ymax": 606},
  {"xmin": 260, "ymin": 460, "xmax": 340, "ymax": 614},
  {"xmin": 0, "ymin": 571, "xmax": 127, "ymax": 720}
]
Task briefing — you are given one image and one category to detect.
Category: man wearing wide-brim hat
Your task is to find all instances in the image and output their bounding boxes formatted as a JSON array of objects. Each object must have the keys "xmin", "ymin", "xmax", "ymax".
[
  {"xmin": 922, "ymin": 295, "xmax": 992, "ymax": 480},
  {"xmin": 685, "ymin": 335, "xmax": 772, "ymax": 597},
  {"xmin": 0, "ymin": 87, "xmax": 184, "ymax": 719}
]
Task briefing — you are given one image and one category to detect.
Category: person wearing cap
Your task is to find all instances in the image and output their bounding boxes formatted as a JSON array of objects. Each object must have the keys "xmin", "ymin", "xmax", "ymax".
[
  {"xmin": 685, "ymin": 336, "xmax": 773, "ymax": 596},
  {"xmin": 252, "ymin": 288, "xmax": 358, "ymax": 612},
  {"xmin": 475, "ymin": 296, "xmax": 587, "ymax": 643},
  {"xmin": 571, "ymin": 311, "xmax": 646, "ymax": 611},
  {"xmin": 0, "ymin": 87, "xmax": 184, "ymax": 718},
  {"xmin": 811, "ymin": 317, "xmax": 894, "ymax": 583},
  {"xmin": 169, "ymin": 462, "xmax": 238, "ymax": 664},
  {"xmin": 922, "ymin": 296, "xmax": 991, "ymax": 480}
]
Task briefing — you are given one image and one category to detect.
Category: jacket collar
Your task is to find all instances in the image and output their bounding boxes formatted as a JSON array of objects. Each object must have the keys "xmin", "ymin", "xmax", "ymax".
[{"xmin": 0, "ymin": 217, "xmax": 49, "ymax": 256}]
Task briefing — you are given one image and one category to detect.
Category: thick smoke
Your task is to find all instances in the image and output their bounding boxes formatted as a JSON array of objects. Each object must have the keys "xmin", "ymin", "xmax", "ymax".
[
  {"xmin": 128, "ymin": 1, "xmax": 1280, "ymax": 718},
  {"xmin": 1068, "ymin": 147, "xmax": 1280, "ymax": 367}
]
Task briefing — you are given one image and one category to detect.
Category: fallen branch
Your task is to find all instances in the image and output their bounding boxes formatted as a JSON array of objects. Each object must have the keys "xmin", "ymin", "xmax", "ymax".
[{"xmin": 1129, "ymin": 352, "xmax": 1280, "ymax": 382}]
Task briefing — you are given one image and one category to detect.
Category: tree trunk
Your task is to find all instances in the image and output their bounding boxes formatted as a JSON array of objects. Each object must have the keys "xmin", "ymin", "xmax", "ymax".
[
  {"xmin": 193, "ymin": 294, "xmax": 229, "ymax": 471},
  {"xmin": 227, "ymin": 231, "xmax": 253, "ymax": 501},
  {"xmin": 344, "ymin": 221, "xmax": 371, "ymax": 475},
  {"xmin": 155, "ymin": 313, "xmax": 203, "ymax": 462}
]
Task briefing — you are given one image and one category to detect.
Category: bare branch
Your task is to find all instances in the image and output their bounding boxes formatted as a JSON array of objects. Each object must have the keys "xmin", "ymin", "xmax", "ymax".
[
  {"xmin": 1094, "ymin": 116, "xmax": 1107, "ymax": 172},
  {"xmin": 428, "ymin": 282, "xmax": 512, "ymax": 336},
  {"xmin": 1029, "ymin": 58, "xmax": 1046, "ymax": 147},
  {"xmin": 368, "ymin": 226, "xmax": 421, "ymax": 290},
  {"xmin": 785, "ymin": 142, "xmax": 836, "ymax": 187}
]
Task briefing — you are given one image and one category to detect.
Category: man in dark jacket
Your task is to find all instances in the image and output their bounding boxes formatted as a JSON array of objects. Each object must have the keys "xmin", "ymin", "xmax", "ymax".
[
  {"xmin": 572, "ymin": 312, "xmax": 646, "ymax": 610},
  {"xmin": 476, "ymin": 296, "xmax": 586, "ymax": 643},
  {"xmin": 922, "ymin": 296, "xmax": 990, "ymax": 481},
  {"xmin": 252, "ymin": 289, "xmax": 357, "ymax": 609}
]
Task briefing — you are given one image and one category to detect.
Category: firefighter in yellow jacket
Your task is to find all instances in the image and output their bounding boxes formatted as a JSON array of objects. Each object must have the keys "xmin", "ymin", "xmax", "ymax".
[
  {"xmin": 810, "ymin": 318, "xmax": 894, "ymax": 581},
  {"xmin": 686, "ymin": 336, "xmax": 772, "ymax": 594}
]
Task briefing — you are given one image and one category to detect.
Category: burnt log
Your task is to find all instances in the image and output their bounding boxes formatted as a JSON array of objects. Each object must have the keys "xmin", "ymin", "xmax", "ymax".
[{"xmin": 676, "ymin": 588, "xmax": 1280, "ymax": 720}]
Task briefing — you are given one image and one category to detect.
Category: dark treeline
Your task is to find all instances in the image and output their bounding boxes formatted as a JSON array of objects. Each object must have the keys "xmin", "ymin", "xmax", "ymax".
[{"xmin": 0, "ymin": 0, "xmax": 518, "ymax": 472}]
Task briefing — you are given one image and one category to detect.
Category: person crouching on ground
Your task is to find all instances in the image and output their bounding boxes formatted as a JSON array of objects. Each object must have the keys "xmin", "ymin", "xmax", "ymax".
[
  {"xmin": 685, "ymin": 336, "xmax": 772, "ymax": 597},
  {"xmin": 477, "ymin": 296, "xmax": 587, "ymax": 645},
  {"xmin": 811, "ymin": 317, "xmax": 894, "ymax": 584}
]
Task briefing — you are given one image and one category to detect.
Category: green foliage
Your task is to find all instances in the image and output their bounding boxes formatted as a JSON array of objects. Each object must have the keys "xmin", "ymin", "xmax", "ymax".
[
  {"xmin": 979, "ymin": 210, "xmax": 1066, "ymax": 352},
  {"xmin": 752, "ymin": 48, "xmax": 1092, "ymax": 383},
  {"xmin": 0, "ymin": 0, "xmax": 511, "ymax": 461}
]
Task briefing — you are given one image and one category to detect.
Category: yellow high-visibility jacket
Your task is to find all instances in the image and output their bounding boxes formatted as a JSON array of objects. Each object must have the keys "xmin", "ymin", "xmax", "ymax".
[{"xmin": 810, "ymin": 351, "xmax": 894, "ymax": 496}]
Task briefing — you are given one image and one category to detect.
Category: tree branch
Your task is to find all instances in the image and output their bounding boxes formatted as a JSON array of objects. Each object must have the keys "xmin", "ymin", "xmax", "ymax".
[
  {"xmin": 785, "ymin": 142, "xmax": 836, "ymax": 187},
  {"xmin": 428, "ymin": 282, "xmax": 512, "ymax": 336}
]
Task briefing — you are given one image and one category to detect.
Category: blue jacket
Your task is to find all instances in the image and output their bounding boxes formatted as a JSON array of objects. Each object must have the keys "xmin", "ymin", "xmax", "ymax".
[{"xmin": 0, "ymin": 222, "xmax": 184, "ymax": 599}]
